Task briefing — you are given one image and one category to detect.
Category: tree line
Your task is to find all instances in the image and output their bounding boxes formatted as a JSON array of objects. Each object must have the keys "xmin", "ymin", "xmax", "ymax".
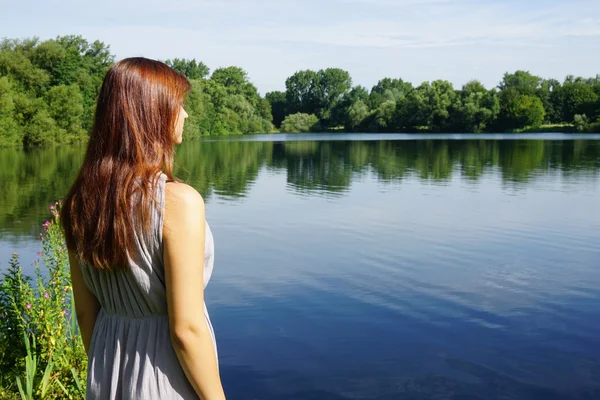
[
  {"xmin": 1, "ymin": 35, "xmax": 599, "ymax": 148},
  {"xmin": 267, "ymin": 69, "xmax": 600, "ymax": 134},
  {"xmin": 0, "ymin": 36, "xmax": 273, "ymax": 148}
]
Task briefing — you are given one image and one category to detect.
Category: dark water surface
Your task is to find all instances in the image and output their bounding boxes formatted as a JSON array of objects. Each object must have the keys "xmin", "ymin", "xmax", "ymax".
[{"xmin": 1, "ymin": 135, "xmax": 600, "ymax": 399}]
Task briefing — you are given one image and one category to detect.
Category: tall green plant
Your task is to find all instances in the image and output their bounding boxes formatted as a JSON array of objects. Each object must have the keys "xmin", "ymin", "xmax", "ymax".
[
  {"xmin": 15, "ymin": 332, "xmax": 55, "ymax": 400},
  {"xmin": 0, "ymin": 201, "xmax": 87, "ymax": 399}
]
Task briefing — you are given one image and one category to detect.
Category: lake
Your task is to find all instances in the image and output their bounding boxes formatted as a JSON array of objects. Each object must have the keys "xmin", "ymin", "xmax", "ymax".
[{"xmin": 1, "ymin": 134, "xmax": 600, "ymax": 399}]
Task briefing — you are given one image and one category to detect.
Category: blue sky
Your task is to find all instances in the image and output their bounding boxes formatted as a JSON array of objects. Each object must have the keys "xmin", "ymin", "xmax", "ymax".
[{"xmin": 1, "ymin": 0, "xmax": 599, "ymax": 94}]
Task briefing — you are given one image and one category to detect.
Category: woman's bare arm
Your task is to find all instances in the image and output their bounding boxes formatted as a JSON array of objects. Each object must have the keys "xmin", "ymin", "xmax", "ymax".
[
  {"xmin": 68, "ymin": 249, "xmax": 100, "ymax": 355},
  {"xmin": 163, "ymin": 182, "xmax": 225, "ymax": 400}
]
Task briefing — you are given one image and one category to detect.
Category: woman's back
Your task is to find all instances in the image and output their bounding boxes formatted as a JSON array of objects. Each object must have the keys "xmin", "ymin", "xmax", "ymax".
[{"xmin": 79, "ymin": 173, "xmax": 217, "ymax": 399}]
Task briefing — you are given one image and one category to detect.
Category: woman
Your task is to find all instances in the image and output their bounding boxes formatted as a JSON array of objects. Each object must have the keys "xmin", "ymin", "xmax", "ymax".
[{"xmin": 60, "ymin": 58, "xmax": 226, "ymax": 399}]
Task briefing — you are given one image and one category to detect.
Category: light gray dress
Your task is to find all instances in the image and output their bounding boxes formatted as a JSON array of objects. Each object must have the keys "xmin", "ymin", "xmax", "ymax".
[{"xmin": 78, "ymin": 173, "xmax": 217, "ymax": 399}]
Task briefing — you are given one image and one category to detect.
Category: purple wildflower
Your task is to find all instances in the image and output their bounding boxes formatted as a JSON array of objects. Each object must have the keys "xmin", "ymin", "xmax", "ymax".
[
  {"xmin": 50, "ymin": 205, "xmax": 54, "ymax": 210},
  {"xmin": 26, "ymin": 303, "xmax": 32, "ymax": 309},
  {"xmin": 44, "ymin": 292, "xmax": 49, "ymax": 299}
]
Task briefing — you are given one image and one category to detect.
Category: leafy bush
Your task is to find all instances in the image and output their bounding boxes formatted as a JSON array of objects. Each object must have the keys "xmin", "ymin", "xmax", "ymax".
[
  {"xmin": 573, "ymin": 114, "xmax": 589, "ymax": 132},
  {"xmin": 280, "ymin": 113, "xmax": 320, "ymax": 133},
  {"xmin": 587, "ymin": 120, "xmax": 600, "ymax": 133},
  {"xmin": 0, "ymin": 201, "xmax": 87, "ymax": 399}
]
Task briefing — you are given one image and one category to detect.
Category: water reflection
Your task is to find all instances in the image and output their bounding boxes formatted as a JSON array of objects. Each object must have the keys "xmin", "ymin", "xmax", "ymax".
[
  {"xmin": 0, "ymin": 145, "xmax": 86, "ymax": 239},
  {"xmin": 1, "ymin": 137, "xmax": 599, "ymax": 399},
  {"xmin": 1, "ymin": 139, "xmax": 599, "ymax": 239}
]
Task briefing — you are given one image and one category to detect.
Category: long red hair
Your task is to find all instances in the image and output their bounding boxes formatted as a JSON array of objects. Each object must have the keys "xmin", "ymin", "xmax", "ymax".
[{"xmin": 61, "ymin": 57, "xmax": 191, "ymax": 270}]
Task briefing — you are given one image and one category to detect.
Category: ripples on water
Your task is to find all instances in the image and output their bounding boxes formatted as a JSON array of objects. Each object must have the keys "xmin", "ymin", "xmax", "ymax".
[{"xmin": 1, "ymin": 136, "xmax": 600, "ymax": 399}]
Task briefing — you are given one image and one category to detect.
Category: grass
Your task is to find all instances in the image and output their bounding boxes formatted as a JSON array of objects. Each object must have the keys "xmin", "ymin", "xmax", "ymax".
[{"xmin": 513, "ymin": 124, "xmax": 577, "ymax": 133}]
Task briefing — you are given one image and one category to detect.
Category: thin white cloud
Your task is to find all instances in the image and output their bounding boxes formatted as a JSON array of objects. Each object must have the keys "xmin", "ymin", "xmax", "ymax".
[
  {"xmin": 335, "ymin": 0, "xmax": 460, "ymax": 5},
  {"xmin": 227, "ymin": 1, "xmax": 600, "ymax": 49},
  {"xmin": 1, "ymin": 0, "xmax": 599, "ymax": 93}
]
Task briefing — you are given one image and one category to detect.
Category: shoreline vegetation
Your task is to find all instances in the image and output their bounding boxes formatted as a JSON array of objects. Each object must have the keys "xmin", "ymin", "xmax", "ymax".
[
  {"xmin": 0, "ymin": 203, "xmax": 87, "ymax": 400},
  {"xmin": 0, "ymin": 35, "xmax": 599, "ymax": 149}
]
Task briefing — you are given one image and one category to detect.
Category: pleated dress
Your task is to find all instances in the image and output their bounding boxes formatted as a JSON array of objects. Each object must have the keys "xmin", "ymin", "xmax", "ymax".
[{"xmin": 78, "ymin": 173, "xmax": 217, "ymax": 399}]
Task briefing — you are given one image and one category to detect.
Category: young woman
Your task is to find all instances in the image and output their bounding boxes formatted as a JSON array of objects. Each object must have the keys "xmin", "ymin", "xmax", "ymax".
[{"xmin": 60, "ymin": 57, "xmax": 226, "ymax": 399}]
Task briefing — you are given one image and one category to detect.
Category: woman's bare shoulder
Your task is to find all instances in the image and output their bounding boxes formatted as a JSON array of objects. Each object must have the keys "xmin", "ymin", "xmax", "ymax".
[
  {"xmin": 164, "ymin": 182, "xmax": 205, "ymax": 232},
  {"xmin": 165, "ymin": 181, "xmax": 204, "ymax": 205}
]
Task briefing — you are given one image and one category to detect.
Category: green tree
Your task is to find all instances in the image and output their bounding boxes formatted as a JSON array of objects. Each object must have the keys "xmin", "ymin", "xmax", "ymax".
[
  {"xmin": 313, "ymin": 68, "xmax": 352, "ymax": 124},
  {"xmin": 284, "ymin": 68, "xmax": 352, "ymax": 125},
  {"xmin": 559, "ymin": 81, "xmax": 599, "ymax": 122},
  {"xmin": 29, "ymin": 39, "xmax": 67, "ymax": 83},
  {"xmin": 399, "ymin": 80, "xmax": 457, "ymax": 131},
  {"xmin": 499, "ymin": 90, "xmax": 546, "ymax": 129},
  {"xmin": 44, "ymin": 84, "xmax": 84, "ymax": 137},
  {"xmin": 0, "ymin": 77, "xmax": 20, "ymax": 146},
  {"xmin": 344, "ymin": 85, "xmax": 369, "ymax": 104},
  {"xmin": 373, "ymin": 100, "xmax": 397, "ymax": 131},
  {"xmin": 265, "ymin": 91, "xmax": 287, "ymax": 128},
  {"xmin": 449, "ymin": 81, "xmax": 499, "ymax": 133},
  {"xmin": 499, "ymin": 70, "xmax": 542, "ymax": 95},
  {"xmin": 0, "ymin": 40, "xmax": 51, "ymax": 94},
  {"xmin": 346, "ymin": 101, "xmax": 370, "ymax": 131},
  {"xmin": 285, "ymin": 69, "xmax": 319, "ymax": 115},
  {"xmin": 331, "ymin": 85, "xmax": 369, "ymax": 128},
  {"xmin": 0, "ymin": 35, "xmax": 113, "ymax": 142},
  {"xmin": 49, "ymin": 36, "xmax": 111, "ymax": 87},
  {"xmin": 515, "ymin": 96, "xmax": 545, "ymax": 128},
  {"xmin": 368, "ymin": 78, "xmax": 413, "ymax": 109},
  {"xmin": 208, "ymin": 67, "xmax": 272, "ymax": 134},
  {"xmin": 258, "ymin": 98, "xmax": 273, "ymax": 125},
  {"xmin": 23, "ymin": 108, "xmax": 62, "ymax": 147},
  {"xmin": 164, "ymin": 58, "xmax": 209, "ymax": 79},
  {"xmin": 211, "ymin": 66, "xmax": 257, "ymax": 99},
  {"xmin": 538, "ymin": 79, "xmax": 562, "ymax": 123}
]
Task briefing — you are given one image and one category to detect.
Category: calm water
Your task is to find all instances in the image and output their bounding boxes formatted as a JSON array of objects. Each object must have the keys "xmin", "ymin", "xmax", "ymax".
[{"xmin": 1, "ymin": 134, "xmax": 600, "ymax": 399}]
